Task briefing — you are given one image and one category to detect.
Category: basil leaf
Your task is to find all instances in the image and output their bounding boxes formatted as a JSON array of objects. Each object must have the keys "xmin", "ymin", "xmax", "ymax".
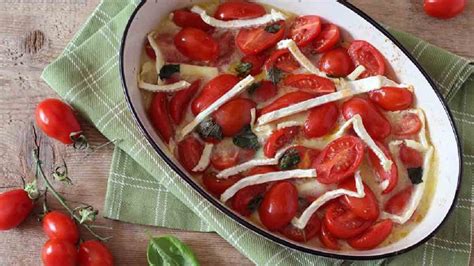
[
  {"xmin": 265, "ymin": 23, "xmax": 282, "ymax": 33},
  {"xmin": 247, "ymin": 82, "xmax": 261, "ymax": 95},
  {"xmin": 247, "ymin": 195, "xmax": 263, "ymax": 213},
  {"xmin": 197, "ymin": 119, "xmax": 223, "ymax": 141},
  {"xmin": 268, "ymin": 67, "xmax": 282, "ymax": 84},
  {"xmin": 235, "ymin": 62, "xmax": 253, "ymax": 77},
  {"xmin": 147, "ymin": 236, "xmax": 200, "ymax": 266},
  {"xmin": 233, "ymin": 125, "xmax": 260, "ymax": 150},
  {"xmin": 159, "ymin": 64, "xmax": 180, "ymax": 80},
  {"xmin": 279, "ymin": 148, "xmax": 301, "ymax": 170},
  {"xmin": 408, "ymin": 167, "xmax": 423, "ymax": 184}
]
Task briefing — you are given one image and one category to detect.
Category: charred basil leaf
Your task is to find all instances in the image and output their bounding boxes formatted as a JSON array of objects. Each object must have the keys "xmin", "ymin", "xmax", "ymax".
[
  {"xmin": 235, "ymin": 62, "xmax": 253, "ymax": 77},
  {"xmin": 197, "ymin": 119, "xmax": 223, "ymax": 141},
  {"xmin": 265, "ymin": 23, "xmax": 282, "ymax": 33},
  {"xmin": 279, "ymin": 148, "xmax": 301, "ymax": 170},
  {"xmin": 233, "ymin": 125, "xmax": 260, "ymax": 150},
  {"xmin": 247, "ymin": 82, "xmax": 261, "ymax": 95},
  {"xmin": 159, "ymin": 64, "xmax": 180, "ymax": 80},
  {"xmin": 408, "ymin": 167, "xmax": 423, "ymax": 184},
  {"xmin": 268, "ymin": 67, "xmax": 282, "ymax": 84},
  {"xmin": 247, "ymin": 195, "xmax": 264, "ymax": 213}
]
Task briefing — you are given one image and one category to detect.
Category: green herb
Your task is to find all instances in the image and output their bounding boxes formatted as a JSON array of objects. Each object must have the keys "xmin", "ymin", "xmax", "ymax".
[
  {"xmin": 279, "ymin": 148, "xmax": 301, "ymax": 170},
  {"xmin": 233, "ymin": 125, "xmax": 260, "ymax": 150},
  {"xmin": 147, "ymin": 236, "xmax": 200, "ymax": 266},
  {"xmin": 197, "ymin": 119, "xmax": 223, "ymax": 141},
  {"xmin": 247, "ymin": 82, "xmax": 261, "ymax": 95},
  {"xmin": 235, "ymin": 62, "xmax": 253, "ymax": 77},
  {"xmin": 159, "ymin": 64, "xmax": 180, "ymax": 80},
  {"xmin": 408, "ymin": 167, "xmax": 423, "ymax": 184},
  {"xmin": 268, "ymin": 67, "xmax": 282, "ymax": 84},
  {"xmin": 265, "ymin": 23, "xmax": 282, "ymax": 33},
  {"xmin": 247, "ymin": 195, "xmax": 264, "ymax": 213}
]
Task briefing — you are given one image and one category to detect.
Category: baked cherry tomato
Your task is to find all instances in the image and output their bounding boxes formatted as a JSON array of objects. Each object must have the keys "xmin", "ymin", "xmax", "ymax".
[
  {"xmin": 259, "ymin": 181, "xmax": 299, "ymax": 231},
  {"xmin": 231, "ymin": 184, "xmax": 267, "ymax": 217},
  {"xmin": 172, "ymin": 9, "xmax": 214, "ymax": 31},
  {"xmin": 312, "ymin": 24, "xmax": 340, "ymax": 53},
  {"xmin": 241, "ymin": 54, "xmax": 265, "ymax": 76},
  {"xmin": 0, "ymin": 189, "xmax": 33, "ymax": 230},
  {"xmin": 42, "ymin": 239, "xmax": 78, "ymax": 266},
  {"xmin": 42, "ymin": 211, "xmax": 79, "ymax": 244},
  {"xmin": 212, "ymin": 98, "xmax": 256, "ymax": 137},
  {"xmin": 211, "ymin": 139, "xmax": 255, "ymax": 170},
  {"xmin": 202, "ymin": 172, "xmax": 241, "ymax": 197},
  {"xmin": 385, "ymin": 186, "xmax": 413, "ymax": 215},
  {"xmin": 280, "ymin": 213, "xmax": 321, "ymax": 242},
  {"xmin": 264, "ymin": 126, "xmax": 300, "ymax": 158},
  {"xmin": 178, "ymin": 136, "xmax": 204, "ymax": 173},
  {"xmin": 304, "ymin": 102, "xmax": 339, "ymax": 138},
  {"xmin": 342, "ymin": 97, "xmax": 391, "ymax": 140},
  {"xmin": 265, "ymin": 49, "xmax": 300, "ymax": 73},
  {"xmin": 347, "ymin": 219, "xmax": 393, "ymax": 250},
  {"xmin": 423, "ymin": 0, "xmax": 466, "ymax": 19},
  {"xmin": 145, "ymin": 41, "xmax": 156, "ymax": 60},
  {"xmin": 323, "ymin": 201, "xmax": 373, "ymax": 239},
  {"xmin": 192, "ymin": 74, "xmax": 240, "ymax": 115},
  {"xmin": 339, "ymin": 179, "xmax": 380, "ymax": 221},
  {"xmin": 260, "ymin": 91, "xmax": 314, "ymax": 115},
  {"xmin": 348, "ymin": 40, "xmax": 386, "ymax": 78},
  {"xmin": 170, "ymin": 80, "xmax": 200, "ymax": 125},
  {"xmin": 290, "ymin": 16, "xmax": 321, "ymax": 47},
  {"xmin": 283, "ymin": 74, "xmax": 336, "ymax": 95},
  {"xmin": 400, "ymin": 144, "xmax": 424, "ymax": 168},
  {"xmin": 251, "ymin": 81, "xmax": 277, "ymax": 103},
  {"xmin": 215, "ymin": 1, "xmax": 266, "ymax": 20},
  {"xmin": 293, "ymin": 146, "xmax": 320, "ymax": 169},
  {"xmin": 149, "ymin": 92, "xmax": 174, "ymax": 144},
  {"xmin": 174, "ymin": 27, "xmax": 219, "ymax": 61},
  {"xmin": 35, "ymin": 99, "xmax": 83, "ymax": 145},
  {"xmin": 318, "ymin": 48, "xmax": 355, "ymax": 77},
  {"xmin": 236, "ymin": 21, "xmax": 286, "ymax": 55},
  {"xmin": 368, "ymin": 87, "xmax": 413, "ymax": 111},
  {"xmin": 368, "ymin": 141, "xmax": 398, "ymax": 194},
  {"xmin": 78, "ymin": 240, "xmax": 114, "ymax": 266},
  {"xmin": 319, "ymin": 223, "xmax": 340, "ymax": 250},
  {"xmin": 393, "ymin": 112, "xmax": 422, "ymax": 136},
  {"xmin": 313, "ymin": 136, "xmax": 365, "ymax": 184}
]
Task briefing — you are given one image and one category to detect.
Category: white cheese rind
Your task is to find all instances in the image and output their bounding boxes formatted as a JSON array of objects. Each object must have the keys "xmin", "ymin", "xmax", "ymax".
[
  {"xmin": 277, "ymin": 39, "xmax": 327, "ymax": 77},
  {"xmin": 220, "ymin": 169, "xmax": 317, "ymax": 202},
  {"xmin": 192, "ymin": 143, "xmax": 214, "ymax": 172},
  {"xmin": 250, "ymin": 108, "xmax": 257, "ymax": 130},
  {"xmin": 147, "ymin": 32, "xmax": 165, "ymax": 85},
  {"xmin": 347, "ymin": 65, "xmax": 366, "ymax": 81},
  {"xmin": 138, "ymin": 80, "xmax": 191, "ymax": 92}
]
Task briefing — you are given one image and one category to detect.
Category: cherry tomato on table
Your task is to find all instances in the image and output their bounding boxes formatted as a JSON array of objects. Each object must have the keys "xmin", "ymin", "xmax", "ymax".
[
  {"xmin": 178, "ymin": 136, "xmax": 204, "ymax": 173},
  {"xmin": 42, "ymin": 239, "xmax": 78, "ymax": 266},
  {"xmin": 170, "ymin": 80, "xmax": 200, "ymax": 125},
  {"xmin": 348, "ymin": 40, "xmax": 386, "ymax": 78},
  {"xmin": 304, "ymin": 102, "xmax": 339, "ymax": 138},
  {"xmin": 318, "ymin": 48, "xmax": 355, "ymax": 77},
  {"xmin": 202, "ymin": 172, "xmax": 242, "ymax": 197},
  {"xmin": 210, "ymin": 139, "xmax": 255, "ymax": 170},
  {"xmin": 280, "ymin": 213, "xmax": 321, "ymax": 242},
  {"xmin": 236, "ymin": 21, "xmax": 286, "ymax": 55},
  {"xmin": 312, "ymin": 24, "xmax": 340, "ymax": 53},
  {"xmin": 368, "ymin": 141, "xmax": 399, "ymax": 194},
  {"xmin": 78, "ymin": 240, "xmax": 114, "ymax": 266},
  {"xmin": 347, "ymin": 219, "xmax": 393, "ymax": 250},
  {"xmin": 283, "ymin": 74, "xmax": 336, "ymax": 95},
  {"xmin": 192, "ymin": 74, "xmax": 240, "ymax": 115},
  {"xmin": 264, "ymin": 126, "xmax": 300, "ymax": 158},
  {"xmin": 43, "ymin": 211, "xmax": 79, "ymax": 244},
  {"xmin": 339, "ymin": 179, "xmax": 380, "ymax": 221},
  {"xmin": 172, "ymin": 9, "xmax": 214, "ymax": 31},
  {"xmin": 259, "ymin": 181, "xmax": 299, "ymax": 231},
  {"xmin": 250, "ymin": 81, "xmax": 278, "ymax": 103},
  {"xmin": 149, "ymin": 92, "xmax": 174, "ymax": 144},
  {"xmin": 323, "ymin": 201, "xmax": 373, "ymax": 239},
  {"xmin": 0, "ymin": 189, "xmax": 34, "ymax": 230},
  {"xmin": 265, "ymin": 49, "xmax": 300, "ymax": 73},
  {"xmin": 423, "ymin": 0, "xmax": 466, "ymax": 19},
  {"xmin": 290, "ymin": 16, "xmax": 321, "ymax": 47},
  {"xmin": 214, "ymin": 1, "xmax": 266, "ymax": 21},
  {"xmin": 212, "ymin": 98, "xmax": 256, "ymax": 137},
  {"xmin": 385, "ymin": 186, "xmax": 413, "ymax": 215},
  {"xmin": 393, "ymin": 112, "xmax": 422, "ymax": 137},
  {"xmin": 260, "ymin": 91, "xmax": 314, "ymax": 115},
  {"xmin": 369, "ymin": 87, "xmax": 414, "ymax": 111},
  {"xmin": 241, "ymin": 54, "xmax": 265, "ymax": 76},
  {"xmin": 319, "ymin": 223, "xmax": 340, "ymax": 250},
  {"xmin": 400, "ymin": 144, "xmax": 424, "ymax": 168},
  {"xmin": 174, "ymin": 27, "xmax": 219, "ymax": 61}
]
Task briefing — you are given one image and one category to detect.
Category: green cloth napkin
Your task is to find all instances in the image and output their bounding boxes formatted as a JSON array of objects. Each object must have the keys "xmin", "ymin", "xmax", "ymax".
[{"xmin": 42, "ymin": 0, "xmax": 473, "ymax": 265}]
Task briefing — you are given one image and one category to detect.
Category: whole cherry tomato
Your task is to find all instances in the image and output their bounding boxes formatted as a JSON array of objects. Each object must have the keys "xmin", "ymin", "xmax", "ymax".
[
  {"xmin": 231, "ymin": 184, "xmax": 267, "ymax": 217},
  {"xmin": 251, "ymin": 81, "xmax": 278, "ymax": 103},
  {"xmin": 202, "ymin": 172, "xmax": 241, "ymax": 197},
  {"xmin": 43, "ymin": 211, "xmax": 79, "ymax": 244},
  {"xmin": 36, "ymin": 99, "xmax": 83, "ymax": 145},
  {"xmin": 368, "ymin": 87, "xmax": 413, "ymax": 111},
  {"xmin": 323, "ymin": 201, "xmax": 373, "ymax": 239},
  {"xmin": 174, "ymin": 27, "xmax": 219, "ymax": 61},
  {"xmin": 393, "ymin": 112, "xmax": 422, "ymax": 137},
  {"xmin": 265, "ymin": 49, "xmax": 300, "ymax": 73},
  {"xmin": 214, "ymin": 1, "xmax": 266, "ymax": 21},
  {"xmin": 264, "ymin": 126, "xmax": 300, "ymax": 158},
  {"xmin": 304, "ymin": 102, "xmax": 339, "ymax": 138},
  {"xmin": 178, "ymin": 136, "xmax": 204, "ymax": 173},
  {"xmin": 385, "ymin": 186, "xmax": 413, "ymax": 215},
  {"xmin": 400, "ymin": 144, "xmax": 424, "ymax": 168},
  {"xmin": 42, "ymin": 239, "xmax": 78, "ymax": 266},
  {"xmin": 319, "ymin": 223, "xmax": 340, "ymax": 250},
  {"xmin": 348, "ymin": 40, "xmax": 386, "ymax": 78},
  {"xmin": 339, "ymin": 179, "xmax": 380, "ymax": 221},
  {"xmin": 170, "ymin": 80, "xmax": 200, "ymax": 125},
  {"xmin": 259, "ymin": 181, "xmax": 299, "ymax": 231},
  {"xmin": 260, "ymin": 92, "xmax": 314, "ymax": 116},
  {"xmin": 347, "ymin": 219, "xmax": 393, "ymax": 250},
  {"xmin": 423, "ymin": 0, "xmax": 466, "ymax": 19},
  {"xmin": 368, "ymin": 141, "xmax": 399, "ymax": 194},
  {"xmin": 283, "ymin": 74, "xmax": 336, "ymax": 95},
  {"xmin": 0, "ymin": 189, "xmax": 34, "ymax": 230},
  {"xmin": 236, "ymin": 21, "xmax": 286, "ymax": 55},
  {"xmin": 318, "ymin": 48, "xmax": 355, "ymax": 77},
  {"xmin": 149, "ymin": 92, "xmax": 174, "ymax": 144},
  {"xmin": 192, "ymin": 74, "xmax": 240, "ymax": 115},
  {"xmin": 78, "ymin": 240, "xmax": 114, "ymax": 266},
  {"xmin": 290, "ymin": 16, "xmax": 321, "ymax": 47},
  {"xmin": 212, "ymin": 98, "xmax": 256, "ymax": 137},
  {"xmin": 172, "ymin": 9, "xmax": 214, "ymax": 31},
  {"xmin": 280, "ymin": 213, "xmax": 321, "ymax": 242},
  {"xmin": 312, "ymin": 24, "xmax": 340, "ymax": 53}
]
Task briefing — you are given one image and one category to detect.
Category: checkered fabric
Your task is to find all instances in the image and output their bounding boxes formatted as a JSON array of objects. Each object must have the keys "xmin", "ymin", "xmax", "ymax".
[{"xmin": 41, "ymin": 1, "xmax": 473, "ymax": 265}]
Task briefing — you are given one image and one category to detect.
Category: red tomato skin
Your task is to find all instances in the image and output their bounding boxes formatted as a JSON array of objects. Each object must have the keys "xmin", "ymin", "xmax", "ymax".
[
  {"xmin": 368, "ymin": 141, "xmax": 398, "ymax": 194},
  {"xmin": 236, "ymin": 21, "xmax": 286, "ymax": 55},
  {"xmin": 203, "ymin": 172, "xmax": 241, "ymax": 197},
  {"xmin": 318, "ymin": 48, "xmax": 355, "ymax": 77},
  {"xmin": 241, "ymin": 54, "xmax": 265, "ymax": 76},
  {"xmin": 192, "ymin": 74, "xmax": 240, "ymax": 115},
  {"xmin": 212, "ymin": 98, "xmax": 256, "ymax": 137},
  {"xmin": 231, "ymin": 184, "xmax": 267, "ymax": 217},
  {"xmin": 0, "ymin": 189, "xmax": 33, "ymax": 230},
  {"xmin": 319, "ymin": 223, "xmax": 341, "ymax": 250},
  {"xmin": 342, "ymin": 97, "xmax": 391, "ymax": 140},
  {"xmin": 210, "ymin": 141, "xmax": 256, "ymax": 170},
  {"xmin": 145, "ymin": 41, "xmax": 156, "ymax": 60},
  {"xmin": 348, "ymin": 40, "xmax": 386, "ymax": 78},
  {"xmin": 290, "ymin": 15, "xmax": 322, "ymax": 47},
  {"xmin": 385, "ymin": 186, "xmax": 413, "ymax": 215},
  {"xmin": 215, "ymin": 1, "xmax": 266, "ymax": 21},
  {"xmin": 265, "ymin": 49, "xmax": 300, "ymax": 73},
  {"xmin": 178, "ymin": 136, "xmax": 204, "ymax": 173},
  {"xmin": 280, "ymin": 214, "xmax": 321, "ymax": 242},
  {"xmin": 259, "ymin": 181, "xmax": 299, "ymax": 231},
  {"xmin": 283, "ymin": 74, "xmax": 336, "ymax": 95},
  {"xmin": 312, "ymin": 24, "xmax": 340, "ymax": 53},
  {"xmin": 264, "ymin": 126, "xmax": 300, "ymax": 158},
  {"xmin": 323, "ymin": 202, "xmax": 373, "ymax": 239},
  {"xmin": 368, "ymin": 87, "xmax": 414, "ymax": 111},
  {"xmin": 172, "ymin": 10, "xmax": 213, "ymax": 31},
  {"xmin": 149, "ymin": 93, "xmax": 174, "ymax": 144},
  {"xmin": 393, "ymin": 112, "xmax": 422, "ymax": 137},
  {"xmin": 35, "ymin": 99, "xmax": 82, "ymax": 145},
  {"xmin": 339, "ymin": 179, "xmax": 380, "ymax": 221},
  {"xmin": 246, "ymin": 166, "xmax": 277, "ymax": 176},
  {"xmin": 400, "ymin": 144, "xmax": 424, "ymax": 168},
  {"xmin": 347, "ymin": 220, "xmax": 393, "ymax": 250},
  {"xmin": 423, "ymin": 0, "xmax": 466, "ymax": 19},
  {"xmin": 304, "ymin": 102, "xmax": 339, "ymax": 138},
  {"xmin": 170, "ymin": 80, "xmax": 200, "ymax": 125},
  {"xmin": 174, "ymin": 27, "xmax": 219, "ymax": 61},
  {"xmin": 260, "ymin": 92, "xmax": 314, "ymax": 115},
  {"xmin": 252, "ymin": 81, "xmax": 278, "ymax": 103},
  {"xmin": 78, "ymin": 240, "xmax": 114, "ymax": 266},
  {"xmin": 42, "ymin": 239, "xmax": 78, "ymax": 266},
  {"xmin": 43, "ymin": 211, "xmax": 80, "ymax": 244}
]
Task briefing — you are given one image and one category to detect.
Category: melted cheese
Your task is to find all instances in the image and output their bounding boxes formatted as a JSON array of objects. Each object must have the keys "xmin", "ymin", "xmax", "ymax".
[
  {"xmin": 347, "ymin": 65, "xmax": 366, "ymax": 81},
  {"xmin": 138, "ymin": 80, "xmax": 191, "ymax": 92},
  {"xmin": 277, "ymin": 39, "xmax": 327, "ymax": 77},
  {"xmin": 192, "ymin": 143, "xmax": 214, "ymax": 172},
  {"xmin": 180, "ymin": 64, "xmax": 219, "ymax": 81}
]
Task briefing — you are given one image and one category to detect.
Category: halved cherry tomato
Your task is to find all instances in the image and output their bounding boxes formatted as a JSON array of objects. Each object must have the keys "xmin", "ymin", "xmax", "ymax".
[
  {"xmin": 211, "ymin": 139, "xmax": 255, "ymax": 170},
  {"xmin": 348, "ymin": 40, "xmax": 386, "ymax": 78},
  {"xmin": 369, "ymin": 87, "xmax": 414, "ymax": 111},
  {"xmin": 42, "ymin": 211, "xmax": 79, "ymax": 244},
  {"xmin": 0, "ymin": 189, "xmax": 34, "ymax": 230},
  {"xmin": 264, "ymin": 126, "xmax": 300, "ymax": 158},
  {"xmin": 319, "ymin": 223, "xmax": 340, "ymax": 250},
  {"xmin": 241, "ymin": 54, "xmax": 265, "ymax": 76},
  {"xmin": 318, "ymin": 48, "xmax": 355, "ymax": 77},
  {"xmin": 290, "ymin": 16, "xmax": 321, "ymax": 47},
  {"xmin": 265, "ymin": 49, "xmax": 300, "ymax": 72},
  {"xmin": 192, "ymin": 74, "xmax": 240, "ymax": 115},
  {"xmin": 385, "ymin": 186, "xmax": 413, "ymax": 215},
  {"xmin": 347, "ymin": 220, "xmax": 393, "ymax": 250},
  {"xmin": 236, "ymin": 21, "xmax": 286, "ymax": 55},
  {"xmin": 393, "ymin": 112, "xmax": 422, "ymax": 136},
  {"xmin": 212, "ymin": 98, "xmax": 256, "ymax": 137},
  {"xmin": 42, "ymin": 239, "xmax": 78, "ymax": 266},
  {"xmin": 149, "ymin": 93, "xmax": 174, "ymax": 144},
  {"xmin": 251, "ymin": 81, "xmax": 277, "ymax": 103},
  {"xmin": 313, "ymin": 136, "xmax": 365, "ymax": 184},
  {"xmin": 259, "ymin": 181, "xmax": 299, "ymax": 231},
  {"xmin": 174, "ymin": 27, "xmax": 219, "ymax": 61},
  {"xmin": 203, "ymin": 172, "xmax": 241, "ymax": 197},
  {"xmin": 312, "ymin": 24, "xmax": 340, "ymax": 53},
  {"xmin": 400, "ymin": 144, "xmax": 424, "ymax": 168},
  {"xmin": 78, "ymin": 240, "xmax": 114, "ymax": 266},
  {"xmin": 293, "ymin": 146, "xmax": 320, "ymax": 169},
  {"xmin": 342, "ymin": 97, "xmax": 391, "ymax": 140},
  {"xmin": 304, "ymin": 102, "xmax": 339, "ymax": 138},
  {"xmin": 170, "ymin": 80, "xmax": 200, "ymax": 124},
  {"xmin": 283, "ymin": 74, "xmax": 336, "ymax": 95},
  {"xmin": 368, "ymin": 141, "xmax": 398, "ymax": 194},
  {"xmin": 215, "ymin": 1, "xmax": 266, "ymax": 21},
  {"xmin": 323, "ymin": 201, "xmax": 373, "ymax": 239},
  {"xmin": 280, "ymin": 213, "xmax": 321, "ymax": 242},
  {"xmin": 260, "ymin": 91, "xmax": 314, "ymax": 115},
  {"xmin": 178, "ymin": 136, "xmax": 204, "ymax": 173},
  {"xmin": 423, "ymin": 0, "xmax": 466, "ymax": 19},
  {"xmin": 231, "ymin": 184, "xmax": 267, "ymax": 217},
  {"xmin": 172, "ymin": 9, "xmax": 214, "ymax": 31},
  {"xmin": 339, "ymin": 179, "xmax": 380, "ymax": 221}
]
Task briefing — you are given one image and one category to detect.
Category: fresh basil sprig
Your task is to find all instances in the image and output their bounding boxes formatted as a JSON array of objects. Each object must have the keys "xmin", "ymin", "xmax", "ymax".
[
  {"xmin": 197, "ymin": 119, "xmax": 223, "ymax": 141},
  {"xmin": 265, "ymin": 23, "xmax": 282, "ymax": 33},
  {"xmin": 279, "ymin": 148, "xmax": 301, "ymax": 170},
  {"xmin": 235, "ymin": 62, "xmax": 253, "ymax": 77},
  {"xmin": 268, "ymin": 67, "xmax": 282, "ymax": 84},
  {"xmin": 408, "ymin": 167, "xmax": 423, "ymax": 184},
  {"xmin": 233, "ymin": 125, "xmax": 260, "ymax": 150},
  {"xmin": 159, "ymin": 64, "xmax": 180, "ymax": 80},
  {"xmin": 147, "ymin": 236, "xmax": 200, "ymax": 266}
]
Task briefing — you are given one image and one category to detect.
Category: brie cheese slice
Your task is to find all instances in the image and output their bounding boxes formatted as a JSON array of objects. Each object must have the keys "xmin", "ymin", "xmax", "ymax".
[
  {"xmin": 138, "ymin": 80, "xmax": 191, "ymax": 92},
  {"xmin": 192, "ymin": 143, "xmax": 214, "ymax": 172},
  {"xmin": 147, "ymin": 31, "xmax": 165, "ymax": 85}
]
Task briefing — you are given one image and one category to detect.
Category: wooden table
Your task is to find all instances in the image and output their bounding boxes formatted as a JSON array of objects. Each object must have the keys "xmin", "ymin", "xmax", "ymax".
[{"xmin": 0, "ymin": 1, "xmax": 472, "ymax": 265}]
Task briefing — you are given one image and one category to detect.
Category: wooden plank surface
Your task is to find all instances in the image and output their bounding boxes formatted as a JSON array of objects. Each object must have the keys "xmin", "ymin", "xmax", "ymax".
[{"xmin": 0, "ymin": 0, "xmax": 472, "ymax": 265}]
